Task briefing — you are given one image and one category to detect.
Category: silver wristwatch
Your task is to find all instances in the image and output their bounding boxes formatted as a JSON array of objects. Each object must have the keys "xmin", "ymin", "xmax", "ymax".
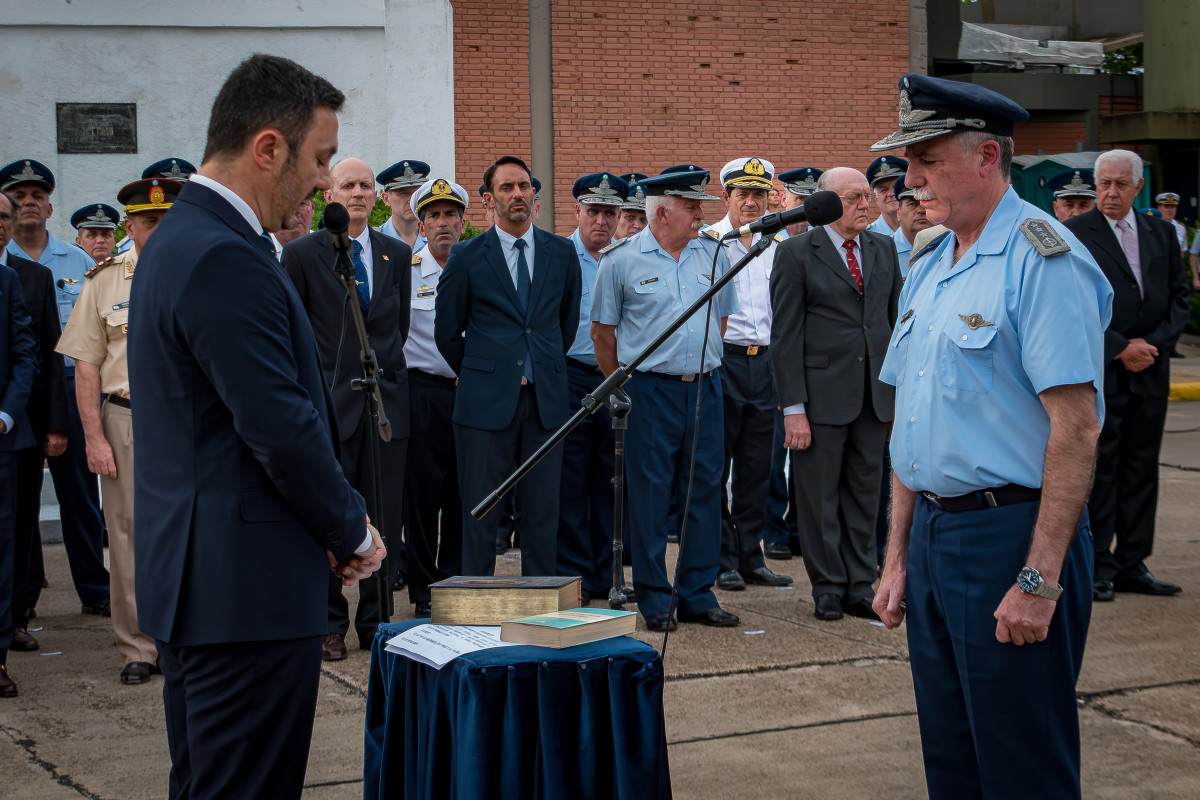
[{"xmin": 1017, "ymin": 566, "xmax": 1062, "ymax": 601}]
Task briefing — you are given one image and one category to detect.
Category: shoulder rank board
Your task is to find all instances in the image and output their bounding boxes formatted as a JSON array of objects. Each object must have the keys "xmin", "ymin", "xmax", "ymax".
[
  {"xmin": 909, "ymin": 231, "xmax": 951, "ymax": 267},
  {"xmin": 84, "ymin": 255, "xmax": 116, "ymax": 279},
  {"xmin": 1018, "ymin": 219, "xmax": 1071, "ymax": 257},
  {"xmin": 701, "ymin": 228, "xmax": 721, "ymax": 241},
  {"xmin": 599, "ymin": 237, "xmax": 629, "ymax": 255},
  {"xmin": 774, "ymin": 231, "xmax": 786, "ymax": 243}
]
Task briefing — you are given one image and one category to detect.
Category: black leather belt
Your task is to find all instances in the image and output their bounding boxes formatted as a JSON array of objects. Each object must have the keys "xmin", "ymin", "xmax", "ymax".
[
  {"xmin": 566, "ymin": 357, "xmax": 603, "ymax": 375},
  {"xmin": 648, "ymin": 369, "xmax": 715, "ymax": 383},
  {"xmin": 408, "ymin": 368, "xmax": 457, "ymax": 389},
  {"xmin": 723, "ymin": 343, "xmax": 769, "ymax": 357},
  {"xmin": 920, "ymin": 484, "xmax": 1041, "ymax": 513},
  {"xmin": 105, "ymin": 395, "xmax": 131, "ymax": 409}
]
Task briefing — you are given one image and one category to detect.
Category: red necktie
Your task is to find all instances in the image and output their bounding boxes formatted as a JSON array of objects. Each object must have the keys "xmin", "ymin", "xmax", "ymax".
[{"xmin": 843, "ymin": 239, "xmax": 863, "ymax": 292}]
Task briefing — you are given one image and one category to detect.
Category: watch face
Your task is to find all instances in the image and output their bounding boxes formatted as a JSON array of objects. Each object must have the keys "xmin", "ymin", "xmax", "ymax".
[{"xmin": 1017, "ymin": 567, "xmax": 1038, "ymax": 593}]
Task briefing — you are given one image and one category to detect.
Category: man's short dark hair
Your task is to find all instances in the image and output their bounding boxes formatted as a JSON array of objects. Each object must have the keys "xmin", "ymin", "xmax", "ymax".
[
  {"xmin": 202, "ymin": 54, "xmax": 345, "ymax": 163},
  {"xmin": 0, "ymin": 190, "xmax": 14, "ymax": 214},
  {"xmin": 483, "ymin": 156, "xmax": 532, "ymax": 193}
]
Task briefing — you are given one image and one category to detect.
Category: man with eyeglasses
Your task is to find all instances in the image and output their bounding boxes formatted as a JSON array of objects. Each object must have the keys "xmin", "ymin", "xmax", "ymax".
[
  {"xmin": 1064, "ymin": 150, "xmax": 1189, "ymax": 602},
  {"xmin": 770, "ymin": 167, "xmax": 902, "ymax": 622}
]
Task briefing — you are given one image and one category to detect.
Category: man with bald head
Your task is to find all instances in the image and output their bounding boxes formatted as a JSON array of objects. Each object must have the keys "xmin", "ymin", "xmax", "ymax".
[
  {"xmin": 770, "ymin": 166, "xmax": 902, "ymax": 622},
  {"xmin": 282, "ymin": 156, "xmax": 412, "ymax": 659}
]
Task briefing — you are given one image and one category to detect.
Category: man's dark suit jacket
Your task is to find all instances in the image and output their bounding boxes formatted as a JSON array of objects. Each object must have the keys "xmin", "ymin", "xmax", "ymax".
[
  {"xmin": 281, "ymin": 229, "xmax": 411, "ymax": 443},
  {"xmin": 1064, "ymin": 209, "xmax": 1189, "ymax": 397},
  {"xmin": 129, "ymin": 181, "xmax": 367, "ymax": 646},
  {"xmin": 0, "ymin": 264, "xmax": 37, "ymax": 452},
  {"xmin": 434, "ymin": 225, "xmax": 581, "ymax": 431},
  {"xmin": 770, "ymin": 226, "xmax": 902, "ymax": 426},
  {"xmin": 9, "ymin": 254, "xmax": 67, "ymax": 440}
]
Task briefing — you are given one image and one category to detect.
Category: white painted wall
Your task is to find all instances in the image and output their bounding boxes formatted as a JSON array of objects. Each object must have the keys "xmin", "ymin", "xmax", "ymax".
[{"xmin": 0, "ymin": 0, "xmax": 454, "ymax": 239}]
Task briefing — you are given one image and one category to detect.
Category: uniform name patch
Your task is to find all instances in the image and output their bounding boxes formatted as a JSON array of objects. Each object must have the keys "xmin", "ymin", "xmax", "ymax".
[
  {"xmin": 639, "ymin": 277, "xmax": 659, "ymax": 286},
  {"xmin": 1018, "ymin": 219, "xmax": 1071, "ymax": 257}
]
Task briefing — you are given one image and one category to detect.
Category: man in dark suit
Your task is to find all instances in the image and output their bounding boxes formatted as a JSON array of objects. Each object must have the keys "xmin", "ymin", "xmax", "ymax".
[
  {"xmin": 435, "ymin": 155, "xmax": 581, "ymax": 577},
  {"xmin": 770, "ymin": 167, "xmax": 902, "ymax": 622},
  {"xmin": 282, "ymin": 157, "xmax": 410, "ymax": 659},
  {"xmin": 0, "ymin": 190, "xmax": 68, "ymax": 656},
  {"xmin": 128, "ymin": 54, "xmax": 386, "ymax": 800},
  {"xmin": 0, "ymin": 256, "xmax": 39, "ymax": 698},
  {"xmin": 1065, "ymin": 149, "xmax": 1190, "ymax": 601}
]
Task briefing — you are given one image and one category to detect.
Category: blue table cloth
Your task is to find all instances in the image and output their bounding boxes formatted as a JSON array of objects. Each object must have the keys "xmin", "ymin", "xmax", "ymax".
[{"xmin": 364, "ymin": 619, "xmax": 672, "ymax": 799}]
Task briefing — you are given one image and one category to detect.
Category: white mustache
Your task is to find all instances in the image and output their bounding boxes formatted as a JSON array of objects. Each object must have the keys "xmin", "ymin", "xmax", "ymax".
[
  {"xmin": 690, "ymin": 221, "xmax": 704, "ymax": 230},
  {"xmin": 912, "ymin": 188, "xmax": 937, "ymax": 202}
]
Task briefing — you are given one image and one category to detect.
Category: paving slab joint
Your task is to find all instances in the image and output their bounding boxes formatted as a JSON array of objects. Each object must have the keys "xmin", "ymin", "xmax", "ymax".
[{"xmin": 0, "ymin": 724, "xmax": 105, "ymax": 800}]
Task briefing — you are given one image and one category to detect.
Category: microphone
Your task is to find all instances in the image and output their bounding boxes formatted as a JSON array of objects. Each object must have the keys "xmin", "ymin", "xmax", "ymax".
[
  {"xmin": 323, "ymin": 201, "xmax": 353, "ymax": 255},
  {"xmin": 719, "ymin": 190, "xmax": 844, "ymax": 241},
  {"xmin": 57, "ymin": 279, "xmax": 66, "ymax": 289}
]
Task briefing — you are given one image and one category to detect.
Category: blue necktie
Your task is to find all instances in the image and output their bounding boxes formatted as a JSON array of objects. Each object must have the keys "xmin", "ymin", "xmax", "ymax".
[
  {"xmin": 512, "ymin": 238, "xmax": 533, "ymax": 383},
  {"xmin": 259, "ymin": 230, "xmax": 278, "ymax": 262},
  {"xmin": 353, "ymin": 240, "xmax": 370, "ymax": 310}
]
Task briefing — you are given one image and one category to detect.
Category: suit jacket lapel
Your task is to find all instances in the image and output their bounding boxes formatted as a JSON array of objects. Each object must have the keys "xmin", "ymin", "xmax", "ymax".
[
  {"xmin": 367, "ymin": 230, "xmax": 389, "ymax": 318},
  {"xmin": 812, "ymin": 227, "xmax": 860, "ymax": 292},
  {"xmin": 1135, "ymin": 213, "xmax": 1155, "ymax": 281},
  {"xmin": 526, "ymin": 227, "xmax": 550, "ymax": 318},
  {"xmin": 859, "ymin": 233, "xmax": 874, "ymax": 288},
  {"xmin": 484, "ymin": 227, "xmax": 524, "ymax": 314},
  {"xmin": 1088, "ymin": 211, "xmax": 1136, "ymax": 282}
]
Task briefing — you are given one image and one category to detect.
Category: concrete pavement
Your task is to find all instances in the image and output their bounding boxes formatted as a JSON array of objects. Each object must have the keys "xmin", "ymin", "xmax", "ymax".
[{"xmin": 3, "ymin": 403, "xmax": 1200, "ymax": 798}]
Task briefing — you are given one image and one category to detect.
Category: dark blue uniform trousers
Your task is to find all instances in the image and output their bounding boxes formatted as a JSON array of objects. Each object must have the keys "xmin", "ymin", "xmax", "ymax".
[
  {"xmin": 557, "ymin": 361, "xmax": 619, "ymax": 595},
  {"xmin": 907, "ymin": 496, "xmax": 1092, "ymax": 800},
  {"xmin": 719, "ymin": 351, "xmax": 776, "ymax": 573},
  {"xmin": 0, "ymin": 451, "xmax": 16, "ymax": 664},
  {"xmin": 762, "ymin": 409, "xmax": 798, "ymax": 546},
  {"xmin": 625, "ymin": 371, "xmax": 723, "ymax": 618}
]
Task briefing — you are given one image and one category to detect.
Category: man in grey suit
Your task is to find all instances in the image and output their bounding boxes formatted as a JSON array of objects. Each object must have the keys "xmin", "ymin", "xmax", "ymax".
[{"xmin": 770, "ymin": 167, "xmax": 902, "ymax": 621}]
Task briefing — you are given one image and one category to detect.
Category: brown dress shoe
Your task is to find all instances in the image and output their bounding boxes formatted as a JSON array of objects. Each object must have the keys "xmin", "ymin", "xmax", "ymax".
[
  {"xmin": 322, "ymin": 633, "xmax": 348, "ymax": 662},
  {"xmin": 11, "ymin": 628, "xmax": 39, "ymax": 652},
  {"xmin": 0, "ymin": 665, "xmax": 17, "ymax": 698}
]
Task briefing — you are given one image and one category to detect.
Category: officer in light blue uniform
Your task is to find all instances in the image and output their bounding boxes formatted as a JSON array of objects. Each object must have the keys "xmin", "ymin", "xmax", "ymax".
[
  {"xmin": 865, "ymin": 155, "xmax": 907, "ymax": 236},
  {"xmin": 870, "ymin": 74, "xmax": 1113, "ymax": 800},
  {"xmin": 117, "ymin": 158, "xmax": 196, "ymax": 253},
  {"xmin": 890, "ymin": 173, "xmax": 915, "ymax": 274},
  {"xmin": 1, "ymin": 159, "xmax": 109, "ymax": 614},
  {"xmin": 377, "ymin": 160, "xmax": 429, "ymax": 254},
  {"xmin": 558, "ymin": 172, "xmax": 629, "ymax": 601},
  {"xmin": 590, "ymin": 169, "xmax": 740, "ymax": 631}
]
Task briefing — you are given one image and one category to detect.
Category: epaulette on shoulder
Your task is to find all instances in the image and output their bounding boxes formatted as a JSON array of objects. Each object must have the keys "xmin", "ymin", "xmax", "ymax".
[
  {"xmin": 599, "ymin": 237, "xmax": 630, "ymax": 255},
  {"xmin": 701, "ymin": 228, "xmax": 721, "ymax": 241},
  {"xmin": 84, "ymin": 256, "xmax": 116, "ymax": 279},
  {"xmin": 909, "ymin": 231, "xmax": 951, "ymax": 265},
  {"xmin": 1018, "ymin": 218, "xmax": 1071, "ymax": 257},
  {"xmin": 412, "ymin": 254, "xmax": 422, "ymax": 265},
  {"xmin": 774, "ymin": 231, "xmax": 786, "ymax": 243}
]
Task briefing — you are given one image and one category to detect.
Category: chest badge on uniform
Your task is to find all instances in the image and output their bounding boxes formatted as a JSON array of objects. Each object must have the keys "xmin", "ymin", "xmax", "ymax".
[
  {"xmin": 639, "ymin": 277, "xmax": 659, "ymax": 286},
  {"xmin": 63, "ymin": 277, "xmax": 80, "ymax": 284},
  {"xmin": 900, "ymin": 309, "xmax": 913, "ymax": 324},
  {"xmin": 382, "ymin": 254, "xmax": 389, "ymax": 261},
  {"xmin": 416, "ymin": 284, "xmax": 435, "ymax": 298},
  {"xmin": 958, "ymin": 313, "xmax": 993, "ymax": 331}
]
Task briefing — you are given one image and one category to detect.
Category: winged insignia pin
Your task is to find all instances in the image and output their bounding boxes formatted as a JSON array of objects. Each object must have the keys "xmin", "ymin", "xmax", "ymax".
[{"xmin": 958, "ymin": 313, "xmax": 993, "ymax": 331}]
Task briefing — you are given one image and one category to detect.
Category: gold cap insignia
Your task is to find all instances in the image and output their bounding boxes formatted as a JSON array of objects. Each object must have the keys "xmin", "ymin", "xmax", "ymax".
[{"xmin": 745, "ymin": 158, "xmax": 765, "ymax": 177}]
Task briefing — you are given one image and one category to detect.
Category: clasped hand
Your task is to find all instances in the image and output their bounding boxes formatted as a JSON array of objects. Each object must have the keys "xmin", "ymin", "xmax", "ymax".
[{"xmin": 327, "ymin": 518, "xmax": 387, "ymax": 587}]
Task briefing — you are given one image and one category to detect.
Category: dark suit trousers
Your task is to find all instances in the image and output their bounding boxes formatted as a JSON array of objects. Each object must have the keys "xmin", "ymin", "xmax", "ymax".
[
  {"xmin": 327, "ymin": 415, "xmax": 404, "ymax": 641},
  {"xmin": 557, "ymin": 361, "xmax": 619, "ymax": 595},
  {"xmin": 762, "ymin": 409, "xmax": 799, "ymax": 545},
  {"xmin": 13, "ymin": 443, "xmax": 48, "ymax": 625},
  {"xmin": 0, "ymin": 451, "xmax": 15, "ymax": 663},
  {"xmin": 1088, "ymin": 387, "xmax": 1168, "ymax": 583},
  {"xmin": 404, "ymin": 370, "xmax": 462, "ymax": 605},
  {"xmin": 456, "ymin": 385, "xmax": 561, "ymax": 577},
  {"xmin": 790, "ymin": 365, "xmax": 887, "ymax": 602},
  {"xmin": 719, "ymin": 351, "xmax": 776, "ymax": 573},
  {"xmin": 158, "ymin": 635, "xmax": 322, "ymax": 800}
]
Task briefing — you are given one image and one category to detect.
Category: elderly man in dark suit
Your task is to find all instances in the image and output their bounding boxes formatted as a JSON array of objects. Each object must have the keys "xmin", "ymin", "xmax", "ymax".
[
  {"xmin": 770, "ymin": 166, "xmax": 902, "ymax": 622},
  {"xmin": 282, "ymin": 156, "xmax": 411, "ymax": 659},
  {"xmin": 435, "ymin": 155, "xmax": 581, "ymax": 577},
  {"xmin": 1065, "ymin": 149, "xmax": 1189, "ymax": 601},
  {"xmin": 129, "ymin": 54, "xmax": 385, "ymax": 799}
]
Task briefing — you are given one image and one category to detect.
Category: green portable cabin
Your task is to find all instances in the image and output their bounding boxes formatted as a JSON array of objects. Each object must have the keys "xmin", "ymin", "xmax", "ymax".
[{"xmin": 1012, "ymin": 152, "xmax": 1153, "ymax": 216}]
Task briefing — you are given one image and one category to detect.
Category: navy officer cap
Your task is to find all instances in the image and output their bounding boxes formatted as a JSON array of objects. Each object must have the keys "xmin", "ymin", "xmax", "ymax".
[
  {"xmin": 0, "ymin": 159, "xmax": 55, "ymax": 193},
  {"xmin": 871, "ymin": 73, "xmax": 1029, "ymax": 152},
  {"xmin": 866, "ymin": 156, "xmax": 908, "ymax": 187},
  {"xmin": 660, "ymin": 164, "xmax": 706, "ymax": 176},
  {"xmin": 377, "ymin": 160, "xmax": 431, "ymax": 191},
  {"xmin": 1156, "ymin": 192, "xmax": 1180, "ymax": 205},
  {"xmin": 891, "ymin": 174, "xmax": 915, "ymax": 201},
  {"xmin": 70, "ymin": 204, "xmax": 121, "ymax": 230},
  {"xmin": 622, "ymin": 183, "xmax": 647, "ymax": 211},
  {"xmin": 1047, "ymin": 169, "xmax": 1096, "ymax": 199},
  {"xmin": 778, "ymin": 167, "xmax": 823, "ymax": 197},
  {"xmin": 637, "ymin": 170, "xmax": 720, "ymax": 201},
  {"xmin": 142, "ymin": 158, "xmax": 196, "ymax": 181},
  {"xmin": 572, "ymin": 172, "xmax": 628, "ymax": 205},
  {"xmin": 532, "ymin": 177, "xmax": 542, "ymax": 199},
  {"xmin": 619, "ymin": 172, "xmax": 648, "ymax": 185}
]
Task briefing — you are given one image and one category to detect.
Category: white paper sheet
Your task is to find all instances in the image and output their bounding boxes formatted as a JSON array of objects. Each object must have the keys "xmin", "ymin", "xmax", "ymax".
[{"xmin": 385, "ymin": 624, "xmax": 519, "ymax": 670}]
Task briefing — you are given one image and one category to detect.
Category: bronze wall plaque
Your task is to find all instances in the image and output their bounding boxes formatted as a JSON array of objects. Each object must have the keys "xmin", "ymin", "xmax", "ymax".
[{"xmin": 56, "ymin": 103, "xmax": 137, "ymax": 154}]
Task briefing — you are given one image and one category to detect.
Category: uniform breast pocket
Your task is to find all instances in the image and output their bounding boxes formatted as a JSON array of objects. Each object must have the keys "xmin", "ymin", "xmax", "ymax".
[
  {"xmin": 103, "ymin": 307, "xmax": 129, "ymax": 335},
  {"xmin": 888, "ymin": 319, "xmax": 914, "ymax": 386},
  {"xmin": 937, "ymin": 316, "xmax": 997, "ymax": 393},
  {"xmin": 411, "ymin": 294, "xmax": 435, "ymax": 312},
  {"xmin": 633, "ymin": 277, "xmax": 663, "ymax": 295}
]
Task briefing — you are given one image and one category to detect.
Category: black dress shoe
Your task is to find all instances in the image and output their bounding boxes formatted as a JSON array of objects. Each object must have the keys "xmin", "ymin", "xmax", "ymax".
[
  {"xmin": 679, "ymin": 606, "xmax": 740, "ymax": 627},
  {"xmin": 11, "ymin": 628, "xmax": 38, "ymax": 652},
  {"xmin": 1112, "ymin": 572, "xmax": 1182, "ymax": 596},
  {"xmin": 414, "ymin": 601, "xmax": 432, "ymax": 617},
  {"xmin": 743, "ymin": 566, "xmax": 794, "ymax": 587},
  {"xmin": 763, "ymin": 542, "xmax": 793, "ymax": 560},
  {"xmin": 843, "ymin": 597, "xmax": 881, "ymax": 621},
  {"xmin": 643, "ymin": 612, "xmax": 677, "ymax": 632},
  {"xmin": 716, "ymin": 570, "xmax": 746, "ymax": 591},
  {"xmin": 82, "ymin": 597, "xmax": 111, "ymax": 617},
  {"xmin": 120, "ymin": 662, "xmax": 158, "ymax": 685},
  {"xmin": 814, "ymin": 594, "xmax": 843, "ymax": 621},
  {"xmin": 0, "ymin": 665, "xmax": 17, "ymax": 698},
  {"xmin": 618, "ymin": 586, "xmax": 637, "ymax": 604},
  {"xmin": 1093, "ymin": 579, "xmax": 1114, "ymax": 602}
]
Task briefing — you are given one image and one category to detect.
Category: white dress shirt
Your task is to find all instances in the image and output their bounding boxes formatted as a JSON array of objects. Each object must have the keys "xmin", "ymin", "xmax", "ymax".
[
  {"xmin": 404, "ymin": 244, "xmax": 456, "ymax": 378},
  {"xmin": 493, "ymin": 222, "xmax": 536, "ymax": 290},
  {"xmin": 706, "ymin": 215, "xmax": 775, "ymax": 347}
]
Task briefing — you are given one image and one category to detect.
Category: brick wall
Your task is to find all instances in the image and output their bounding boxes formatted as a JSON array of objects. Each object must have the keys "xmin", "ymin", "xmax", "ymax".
[
  {"xmin": 451, "ymin": 1, "xmax": 911, "ymax": 233},
  {"xmin": 1011, "ymin": 121, "xmax": 1088, "ymax": 157}
]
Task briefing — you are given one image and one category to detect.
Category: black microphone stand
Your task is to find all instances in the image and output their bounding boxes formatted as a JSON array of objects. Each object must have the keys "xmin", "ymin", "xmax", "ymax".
[
  {"xmin": 331, "ymin": 243, "xmax": 394, "ymax": 626},
  {"xmin": 471, "ymin": 234, "xmax": 776, "ymax": 607}
]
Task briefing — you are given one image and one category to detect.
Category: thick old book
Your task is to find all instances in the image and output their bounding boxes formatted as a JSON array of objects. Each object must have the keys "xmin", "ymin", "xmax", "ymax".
[
  {"xmin": 499, "ymin": 608, "xmax": 637, "ymax": 648},
  {"xmin": 429, "ymin": 576, "xmax": 581, "ymax": 626}
]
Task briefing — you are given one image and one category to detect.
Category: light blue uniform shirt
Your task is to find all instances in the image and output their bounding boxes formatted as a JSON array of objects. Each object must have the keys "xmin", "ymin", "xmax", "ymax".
[
  {"xmin": 567, "ymin": 229, "xmax": 602, "ymax": 364},
  {"xmin": 591, "ymin": 226, "xmax": 738, "ymax": 375},
  {"xmin": 116, "ymin": 236, "xmax": 134, "ymax": 254},
  {"xmin": 867, "ymin": 215, "xmax": 895, "ymax": 236},
  {"xmin": 8, "ymin": 232, "xmax": 97, "ymax": 373},
  {"xmin": 879, "ymin": 188, "xmax": 1113, "ymax": 497},
  {"xmin": 892, "ymin": 225, "xmax": 913, "ymax": 278},
  {"xmin": 379, "ymin": 217, "xmax": 426, "ymax": 254}
]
